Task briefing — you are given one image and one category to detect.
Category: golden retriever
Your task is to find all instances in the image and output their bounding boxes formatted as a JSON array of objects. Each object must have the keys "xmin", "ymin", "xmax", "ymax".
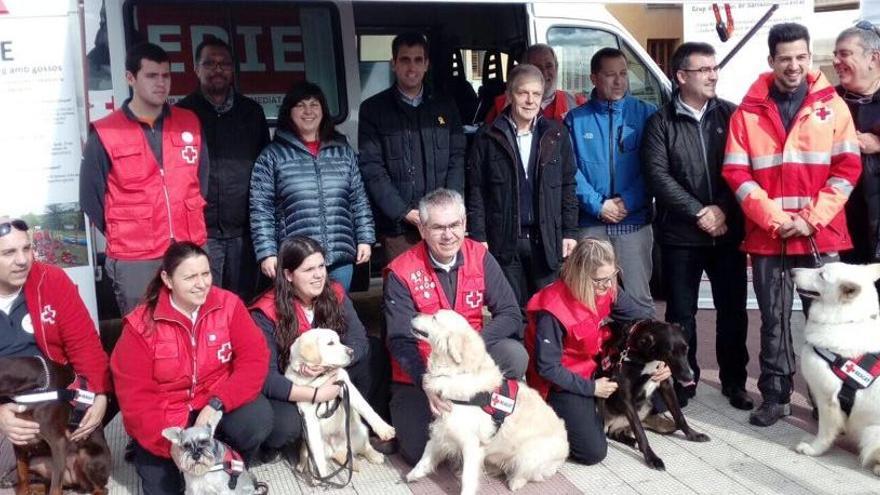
[
  {"xmin": 285, "ymin": 328, "xmax": 395, "ymax": 479},
  {"xmin": 406, "ymin": 310, "xmax": 569, "ymax": 494}
]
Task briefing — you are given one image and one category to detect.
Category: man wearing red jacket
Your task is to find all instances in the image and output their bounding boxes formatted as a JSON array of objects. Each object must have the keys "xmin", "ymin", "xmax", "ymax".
[
  {"xmin": 80, "ymin": 42, "xmax": 209, "ymax": 316},
  {"xmin": 0, "ymin": 217, "xmax": 111, "ymax": 445},
  {"xmin": 722, "ymin": 23, "xmax": 861, "ymax": 426}
]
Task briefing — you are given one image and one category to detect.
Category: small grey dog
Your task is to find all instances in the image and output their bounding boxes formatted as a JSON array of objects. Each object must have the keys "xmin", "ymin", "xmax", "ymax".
[{"xmin": 162, "ymin": 410, "xmax": 268, "ymax": 495}]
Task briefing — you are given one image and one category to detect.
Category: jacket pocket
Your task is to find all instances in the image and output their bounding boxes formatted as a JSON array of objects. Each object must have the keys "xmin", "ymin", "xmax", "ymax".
[
  {"xmin": 381, "ymin": 130, "xmax": 404, "ymax": 160},
  {"xmin": 110, "ymin": 145, "xmax": 150, "ymax": 182},
  {"xmin": 153, "ymin": 340, "xmax": 181, "ymax": 384},
  {"xmin": 184, "ymin": 196, "xmax": 207, "ymax": 244},
  {"xmin": 106, "ymin": 204, "xmax": 154, "ymax": 255}
]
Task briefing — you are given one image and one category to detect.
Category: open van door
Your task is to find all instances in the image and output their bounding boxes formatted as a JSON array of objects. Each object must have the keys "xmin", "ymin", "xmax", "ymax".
[{"xmin": 528, "ymin": 2, "xmax": 671, "ymax": 107}]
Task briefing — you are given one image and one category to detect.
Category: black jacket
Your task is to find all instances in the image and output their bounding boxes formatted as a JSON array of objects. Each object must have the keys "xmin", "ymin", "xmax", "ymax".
[
  {"xmin": 837, "ymin": 85, "xmax": 880, "ymax": 261},
  {"xmin": 467, "ymin": 115, "xmax": 578, "ymax": 269},
  {"xmin": 641, "ymin": 94, "xmax": 743, "ymax": 247},
  {"xmin": 357, "ymin": 87, "xmax": 466, "ymax": 236},
  {"xmin": 177, "ymin": 91, "xmax": 270, "ymax": 239}
]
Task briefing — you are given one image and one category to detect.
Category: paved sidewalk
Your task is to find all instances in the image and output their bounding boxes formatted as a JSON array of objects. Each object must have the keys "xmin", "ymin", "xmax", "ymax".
[{"xmin": 2, "ymin": 381, "xmax": 878, "ymax": 494}]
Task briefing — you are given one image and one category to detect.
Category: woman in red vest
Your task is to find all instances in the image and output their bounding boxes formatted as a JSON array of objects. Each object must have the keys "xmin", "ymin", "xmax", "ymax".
[
  {"xmin": 249, "ymin": 236, "xmax": 372, "ymax": 461},
  {"xmin": 111, "ymin": 242, "xmax": 270, "ymax": 494},
  {"xmin": 524, "ymin": 237, "xmax": 666, "ymax": 464}
]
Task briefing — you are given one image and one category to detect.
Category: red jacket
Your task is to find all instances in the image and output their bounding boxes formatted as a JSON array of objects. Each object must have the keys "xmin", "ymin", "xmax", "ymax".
[
  {"xmin": 22, "ymin": 261, "xmax": 111, "ymax": 393},
  {"xmin": 484, "ymin": 89, "xmax": 586, "ymax": 123},
  {"xmin": 111, "ymin": 286, "xmax": 268, "ymax": 457},
  {"xmin": 249, "ymin": 282, "xmax": 346, "ymax": 332},
  {"xmin": 722, "ymin": 71, "xmax": 861, "ymax": 255},
  {"xmin": 94, "ymin": 107, "xmax": 207, "ymax": 260},
  {"xmin": 385, "ymin": 239, "xmax": 486, "ymax": 384},
  {"xmin": 525, "ymin": 280, "xmax": 612, "ymax": 399}
]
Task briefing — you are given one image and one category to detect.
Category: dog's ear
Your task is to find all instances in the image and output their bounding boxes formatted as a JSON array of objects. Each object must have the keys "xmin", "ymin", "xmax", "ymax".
[
  {"xmin": 299, "ymin": 338, "xmax": 321, "ymax": 365},
  {"xmin": 636, "ymin": 332, "xmax": 655, "ymax": 350},
  {"xmin": 207, "ymin": 408, "xmax": 223, "ymax": 436},
  {"xmin": 162, "ymin": 427, "xmax": 183, "ymax": 445},
  {"xmin": 867, "ymin": 263, "xmax": 880, "ymax": 282},
  {"xmin": 839, "ymin": 281, "xmax": 861, "ymax": 302}
]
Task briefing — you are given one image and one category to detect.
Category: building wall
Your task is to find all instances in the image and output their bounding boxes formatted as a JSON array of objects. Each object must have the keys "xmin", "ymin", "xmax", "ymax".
[{"xmin": 606, "ymin": 4, "xmax": 683, "ymax": 50}]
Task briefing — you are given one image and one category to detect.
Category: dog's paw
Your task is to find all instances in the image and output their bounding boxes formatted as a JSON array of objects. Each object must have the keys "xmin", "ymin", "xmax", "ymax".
[
  {"xmin": 507, "ymin": 477, "xmax": 528, "ymax": 491},
  {"xmin": 364, "ymin": 448, "xmax": 385, "ymax": 464},
  {"xmin": 406, "ymin": 466, "xmax": 427, "ymax": 482},
  {"xmin": 374, "ymin": 424, "xmax": 396, "ymax": 441},
  {"xmin": 795, "ymin": 441, "xmax": 822, "ymax": 456},
  {"xmin": 686, "ymin": 431, "xmax": 710, "ymax": 443},
  {"xmin": 872, "ymin": 463, "xmax": 880, "ymax": 477},
  {"xmin": 646, "ymin": 454, "xmax": 666, "ymax": 471}
]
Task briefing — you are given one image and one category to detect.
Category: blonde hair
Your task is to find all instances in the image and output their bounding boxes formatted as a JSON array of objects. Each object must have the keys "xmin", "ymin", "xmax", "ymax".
[{"xmin": 560, "ymin": 237, "xmax": 617, "ymax": 312}]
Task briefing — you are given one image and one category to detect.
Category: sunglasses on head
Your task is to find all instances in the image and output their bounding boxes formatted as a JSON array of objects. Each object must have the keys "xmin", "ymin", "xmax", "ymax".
[
  {"xmin": 0, "ymin": 220, "xmax": 28, "ymax": 238},
  {"xmin": 855, "ymin": 20, "xmax": 880, "ymax": 37}
]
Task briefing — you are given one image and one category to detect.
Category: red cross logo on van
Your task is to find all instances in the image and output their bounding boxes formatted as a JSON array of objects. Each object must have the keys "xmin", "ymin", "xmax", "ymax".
[
  {"xmin": 465, "ymin": 290, "xmax": 483, "ymax": 309},
  {"xmin": 182, "ymin": 145, "xmax": 199, "ymax": 164}
]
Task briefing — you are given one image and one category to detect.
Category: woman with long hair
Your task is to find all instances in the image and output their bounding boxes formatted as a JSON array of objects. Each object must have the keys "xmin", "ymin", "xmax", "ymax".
[
  {"xmin": 524, "ymin": 237, "xmax": 666, "ymax": 465},
  {"xmin": 250, "ymin": 236, "xmax": 371, "ymax": 459},
  {"xmin": 111, "ymin": 242, "xmax": 270, "ymax": 495},
  {"xmin": 250, "ymin": 80, "xmax": 374, "ymax": 290}
]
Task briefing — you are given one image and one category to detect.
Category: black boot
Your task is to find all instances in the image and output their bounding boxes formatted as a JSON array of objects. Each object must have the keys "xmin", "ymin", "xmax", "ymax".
[
  {"xmin": 748, "ymin": 401, "xmax": 791, "ymax": 426},
  {"xmin": 722, "ymin": 387, "xmax": 754, "ymax": 411}
]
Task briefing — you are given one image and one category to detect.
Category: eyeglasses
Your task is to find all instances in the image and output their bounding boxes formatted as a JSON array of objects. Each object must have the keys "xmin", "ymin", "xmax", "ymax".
[
  {"xmin": 199, "ymin": 61, "xmax": 234, "ymax": 71},
  {"xmin": 0, "ymin": 219, "xmax": 28, "ymax": 238},
  {"xmin": 428, "ymin": 221, "xmax": 464, "ymax": 236},
  {"xmin": 680, "ymin": 66, "xmax": 719, "ymax": 75},
  {"xmin": 855, "ymin": 20, "xmax": 880, "ymax": 37},
  {"xmin": 590, "ymin": 268, "xmax": 619, "ymax": 288}
]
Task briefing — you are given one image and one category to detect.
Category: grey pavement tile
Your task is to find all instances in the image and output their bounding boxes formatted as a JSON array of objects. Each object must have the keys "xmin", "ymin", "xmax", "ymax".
[
  {"xmin": 630, "ymin": 477, "xmax": 697, "ymax": 495},
  {"xmin": 723, "ymin": 461, "xmax": 812, "ymax": 494},
  {"xmin": 559, "ymin": 461, "xmax": 628, "ymax": 492},
  {"xmin": 354, "ymin": 481, "xmax": 414, "ymax": 495},
  {"xmin": 675, "ymin": 471, "xmax": 756, "ymax": 495}
]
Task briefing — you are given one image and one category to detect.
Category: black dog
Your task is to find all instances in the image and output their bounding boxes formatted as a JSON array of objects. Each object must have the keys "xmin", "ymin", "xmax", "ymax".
[
  {"xmin": 0, "ymin": 356, "xmax": 110, "ymax": 495},
  {"xmin": 595, "ymin": 320, "xmax": 709, "ymax": 470}
]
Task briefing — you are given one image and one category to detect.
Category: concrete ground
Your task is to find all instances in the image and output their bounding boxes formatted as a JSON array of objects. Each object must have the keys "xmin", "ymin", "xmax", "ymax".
[{"xmin": 1, "ymin": 280, "xmax": 878, "ymax": 494}]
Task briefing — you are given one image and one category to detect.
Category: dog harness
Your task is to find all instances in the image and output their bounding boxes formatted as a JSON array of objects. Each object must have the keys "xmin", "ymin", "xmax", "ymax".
[
  {"xmin": 450, "ymin": 379, "xmax": 519, "ymax": 430},
  {"xmin": 814, "ymin": 346, "xmax": 880, "ymax": 415},
  {"xmin": 6, "ymin": 356, "xmax": 95, "ymax": 431},
  {"xmin": 207, "ymin": 442, "xmax": 245, "ymax": 490}
]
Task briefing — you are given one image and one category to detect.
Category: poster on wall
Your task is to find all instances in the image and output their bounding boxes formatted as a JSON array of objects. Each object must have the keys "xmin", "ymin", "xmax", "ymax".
[
  {"xmin": 0, "ymin": 0, "xmax": 99, "ymax": 323},
  {"xmin": 683, "ymin": 0, "xmax": 814, "ymax": 105}
]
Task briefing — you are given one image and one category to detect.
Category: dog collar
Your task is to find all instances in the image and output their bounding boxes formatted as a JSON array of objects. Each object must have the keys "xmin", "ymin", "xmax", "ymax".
[
  {"xmin": 207, "ymin": 443, "xmax": 245, "ymax": 490},
  {"xmin": 449, "ymin": 379, "xmax": 519, "ymax": 430}
]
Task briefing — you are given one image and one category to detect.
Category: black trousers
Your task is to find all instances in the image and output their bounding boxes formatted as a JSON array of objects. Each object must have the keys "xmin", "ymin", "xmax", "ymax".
[
  {"xmin": 134, "ymin": 395, "xmax": 273, "ymax": 495},
  {"xmin": 547, "ymin": 390, "xmax": 606, "ymax": 465},
  {"xmin": 499, "ymin": 237, "xmax": 557, "ymax": 308},
  {"xmin": 661, "ymin": 243, "xmax": 749, "ymax": 390}
]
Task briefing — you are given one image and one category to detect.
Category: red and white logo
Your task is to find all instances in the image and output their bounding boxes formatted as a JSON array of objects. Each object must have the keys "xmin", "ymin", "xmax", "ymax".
[
  {"xmin": 490, "ymin": 392, "xmax": 515, "ymax": 413},
  {"xmin": 217, "ymin": 342, "xmax": 232, "ymax": 363},
  {"xmin": 0, "ymin": 1, "xmax": 9, "ymax": 15},
  {"xmin": 181, "ymin": 145, "xmax": 199, "ymax": 164},
  {"xmin": 465, "ymin": 290, "xmax": 483, "ymax": 309},
  {"xmin": 842, "ymin": 360, "xmax": 872, "ymax": 387},
  {"xmin": 40, "ymin": 305, "xmax": 56, "ymax": 325},
  {"xmin": 813, "ymin": 107, "xmax": 832, "ymax": 123}
]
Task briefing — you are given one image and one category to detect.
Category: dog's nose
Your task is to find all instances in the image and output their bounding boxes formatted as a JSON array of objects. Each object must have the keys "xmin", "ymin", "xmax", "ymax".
[{"xmin": 192, "ymin": 452, "xmax": 201, "ymax": 461}]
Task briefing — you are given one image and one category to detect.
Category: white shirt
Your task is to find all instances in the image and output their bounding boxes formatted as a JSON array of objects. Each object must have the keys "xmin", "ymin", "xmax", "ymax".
[
  {"xmin": 170, "ymin": 298, "xmax": 200, "ymax": 325},
  {"xmin": 303, "ymin": 307, "xmax": 315, "ymax": 324},
  {"xmin": 678, "ymin": 95, "xmax": 708, "ymax": 122},
  {"xmin": 429, "ymin": 251, "xmax": 457, "ymax": 273},
  {"xmin": 0, "ymin": 289, "xmax": 21, "ymax": 316}
]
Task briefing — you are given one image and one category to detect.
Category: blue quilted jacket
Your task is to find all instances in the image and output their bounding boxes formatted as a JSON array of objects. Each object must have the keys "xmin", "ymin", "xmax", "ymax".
[{"xmin": 249, "ymin": 130, "xmax": 375, "ymax": 266}]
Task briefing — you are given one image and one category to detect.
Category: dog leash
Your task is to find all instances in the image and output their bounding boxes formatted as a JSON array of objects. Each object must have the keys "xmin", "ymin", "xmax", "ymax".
[{"xmin": 300, "ymin": 380, "xmax": 354, "ymax": 488}]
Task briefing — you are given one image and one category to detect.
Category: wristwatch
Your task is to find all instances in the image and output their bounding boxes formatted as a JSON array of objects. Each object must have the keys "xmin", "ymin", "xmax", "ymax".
[{"xmin": 208, "ymin": 396, "xmax": 225, "ymax": 412}]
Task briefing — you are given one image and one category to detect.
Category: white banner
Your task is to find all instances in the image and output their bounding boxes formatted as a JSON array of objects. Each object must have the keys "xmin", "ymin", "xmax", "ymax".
[
  {"xmin": 0, "ymin": 0, "xmax": 99, "ymax": 324},
  {"xmin": 683, "ymin": 1, "xmax": 814, "ymax": 105}
]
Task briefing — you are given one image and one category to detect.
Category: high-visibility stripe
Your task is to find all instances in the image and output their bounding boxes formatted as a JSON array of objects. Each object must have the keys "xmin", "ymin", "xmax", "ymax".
[
  {"xmin": 773, "ymin": 196, "xmax": 811, "ymax": 210},
  {"xmin": 831, "ymin": 141, "xmax": 860, "ymax": 156},
  {"xmin": 723, "ymin": 152, "xmax": 750, "ymax": 167},
  {"xmin": 827, "ymin": 177, "xmax": 854, "ymax": 196},
  {"xmin": 750, "ymin": 151, "xmax": 832, "ymax": 171},
  {"xmin": 735, "ymin": 180, "xmax": 760, "ymax": 202}
]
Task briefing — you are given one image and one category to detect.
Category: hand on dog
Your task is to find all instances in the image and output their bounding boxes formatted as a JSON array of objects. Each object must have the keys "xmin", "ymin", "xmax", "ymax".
[
  {"xmin": 650, "ymin": 362, "xmax": 672, "ymax": 383},
  {"xmin": 299, "ymin": 362, "xmax": 327, "ymax": 378},
  {"xmin": 426, "ymin": 389, "xmax": 452, "ymax": 416},
  {"xmin": 593, "ymin": 377, "xmax": 618, "ymax": 399},
  {"xmin": 0, "ymin": 403, "xmax": 40, "ymax": 445},
  {"xmin": 314, "ymin": 380, "xmax": 343, "ymax": 403},
  {"xmin": 68, "ymin": 394, "xmax": 107, "ymax": 442}
]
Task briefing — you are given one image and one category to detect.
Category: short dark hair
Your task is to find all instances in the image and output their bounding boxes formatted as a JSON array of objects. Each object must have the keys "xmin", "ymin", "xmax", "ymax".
[
  {"xmin": 590, "ymin": 47, "xmax": 627, "ymax": 75},
  {"xmin": 670, "ymin": 42, "xmax": 716, "ymax": 77},
  {"xmin": 277, "ymin": 80, "xmax": 335, "ymax": 142},
  {"xmin": 194, "ymin": 36, "xmax": 232, "ymax": 64},
  {"xmin": 125, "ymin": 42, "xmax": 169, "ymax": 75},
  {"xmin": 392, "ymin": 32, "xmax": 429, "ymax": 60},
  {"xmin": 768, "ymin": 22, "xmax": 810, "ymax": 57}
]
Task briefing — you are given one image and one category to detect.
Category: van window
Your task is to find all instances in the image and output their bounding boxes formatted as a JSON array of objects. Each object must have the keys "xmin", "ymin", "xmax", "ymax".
[
  {"xmin": 547, "ymin": 26, "xmax": 665, "ymax": 107},
  {"xmin": 127, "ymin": 1, "xmax": 346, "ymax": 121},
  {"xmin": 358, "ymin": 34, "xmax": 394, "ymax": 101}
]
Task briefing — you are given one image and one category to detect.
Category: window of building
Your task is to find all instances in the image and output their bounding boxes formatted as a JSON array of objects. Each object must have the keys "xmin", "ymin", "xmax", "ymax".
[{"xmin": 647, "ymin": 38, "xmax": 677, "ymax": 78}]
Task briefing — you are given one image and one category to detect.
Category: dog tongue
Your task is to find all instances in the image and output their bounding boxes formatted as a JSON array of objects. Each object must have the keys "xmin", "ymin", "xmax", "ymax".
[{"xmin": 681, "ymin": 381, "xmax": 696, "ymax": 387}]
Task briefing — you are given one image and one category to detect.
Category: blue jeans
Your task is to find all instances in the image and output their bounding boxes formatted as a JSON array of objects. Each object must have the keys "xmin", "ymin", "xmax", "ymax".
[{"xmin": 328, "ymin": 263, "xmax": 354, "ymax": 291}]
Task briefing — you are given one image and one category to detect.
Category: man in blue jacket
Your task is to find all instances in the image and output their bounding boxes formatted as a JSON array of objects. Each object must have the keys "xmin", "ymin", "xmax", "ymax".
[{"xmin": 565, "ymin": 47, "xmax": 657, "ymax": 314}]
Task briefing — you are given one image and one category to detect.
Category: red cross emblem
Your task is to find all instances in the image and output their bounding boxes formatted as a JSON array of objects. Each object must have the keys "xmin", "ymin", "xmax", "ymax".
[
  {"xmin": 217, "ymin": 342, "xmax": 232, "ymax": 363},
  {"xmin": 41, "ymin": 305, "xmax": 56, "ymax": 324},
  {"xmin": 181, "ymin": 145, "xmax": 199, "ymax": 164},
  {"xmin": 465, "ymin": 290, "xmax": 483, "ymax": 309},
  {"xmin": 491, "ymin": 395, "xmax": 501, "ymax": 406},
  {"xmin": 844, "ymin": 362, "xmax": 856, "ymax": 373},
  {"xmin": 815, "ymin": 107, "xmax": 831, "ymax": 121}
]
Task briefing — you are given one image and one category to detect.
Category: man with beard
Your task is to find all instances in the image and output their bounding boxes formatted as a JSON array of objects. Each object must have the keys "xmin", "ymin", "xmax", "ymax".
[
  {"xmin": 722, "ymin": 23, "xmax": 861, "ymax": 426},
  {"xmin": 178, "ymin": 37, "xmax": 270, "ymax": 300},
  {"xmin": 833, "ymin": 22, "xmax": 880, "ymax": 265}
]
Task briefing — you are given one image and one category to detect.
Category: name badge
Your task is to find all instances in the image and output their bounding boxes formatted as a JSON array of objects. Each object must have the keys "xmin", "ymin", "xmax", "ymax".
[{"xmin": 490, "ymin": 392, "xmax": 515, "ymax": 414}]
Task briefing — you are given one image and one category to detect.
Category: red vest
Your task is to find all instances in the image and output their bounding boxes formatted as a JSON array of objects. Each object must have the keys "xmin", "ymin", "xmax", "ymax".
[
  {"xmin": 249, "ymin": 282, "xmax": 346, "ymax": 334},
  {"xmin": 93, "ymin": 107, "xmax": 207, "ymax": 260},
  {"xmin": 524, "ymin": 280, "xmax": 613, "ymax": 398},
  {"xmin": 385, "ymin": 239, "xmax": 487, "ymax": 384}
]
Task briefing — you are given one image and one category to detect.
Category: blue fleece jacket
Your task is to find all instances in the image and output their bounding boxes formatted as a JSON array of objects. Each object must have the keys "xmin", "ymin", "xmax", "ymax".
[{"xmin": 565, "ymin": 92, "xmax": 656, "ymax": 227}]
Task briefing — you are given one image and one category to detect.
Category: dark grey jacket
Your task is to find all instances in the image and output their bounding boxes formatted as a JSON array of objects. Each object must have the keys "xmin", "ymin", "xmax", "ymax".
[
  {"xmin": 641, "ymin": 94, "xmax": 743, "ymax": 247},
  {"xmin": 249, "ymin": 130, "xmax": 375, "ymax": 266}
]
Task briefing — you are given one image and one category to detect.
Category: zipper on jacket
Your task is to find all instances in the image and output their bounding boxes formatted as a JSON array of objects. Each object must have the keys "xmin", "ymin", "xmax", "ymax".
[
  {"xmin": 696, "ymin": 117, "xmax": 716, "ymax": 246},
  {"xmin": 158, "ymin": 167, "xmax": 176, "ymax": 241},
  {"xmin": 608, "ymin": 101, "xmax": 616, "ymax": 195}
]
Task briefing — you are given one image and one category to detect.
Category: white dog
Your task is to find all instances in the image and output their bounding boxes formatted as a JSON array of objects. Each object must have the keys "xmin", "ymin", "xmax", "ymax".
[
  {"xmin": 792, "ymin": 262, "xmax": 880, "ymax": 475},
  {"xmin": 285, "ymin": 328, "xmax": 395, "ymax": 480},
  {"xmin": 406, "ymin": 310, "xmax": 569, "ymax": 494}
]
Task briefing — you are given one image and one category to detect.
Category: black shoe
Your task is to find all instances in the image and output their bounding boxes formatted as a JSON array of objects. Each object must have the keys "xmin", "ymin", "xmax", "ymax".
[
  {"xmin": 124, "ymin": 438, "xmax": 136, "ymax": 463},
  {"xmin": 748, "ymin": 401, "xmax": 791, "ymax": 426},
  {"xmin": 722, "ymin": 387, "xmax": 754, "ymax": 411},
  {"xmin": 370, "ymin": 435, "xmax": 398, "ymax": 455}
]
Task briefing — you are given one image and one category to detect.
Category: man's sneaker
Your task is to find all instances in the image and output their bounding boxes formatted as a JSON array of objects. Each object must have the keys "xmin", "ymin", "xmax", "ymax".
[
  {"xmin": 642, "ymin": 413, "xmax": 677, "ymax": 434},
  {"xmin": 748, "ymin": 402, "xmax": 791, "ymax": 427},
  {"xmin": 722, "ymin": 387, "xmax": 754, "ymax": 411}
]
